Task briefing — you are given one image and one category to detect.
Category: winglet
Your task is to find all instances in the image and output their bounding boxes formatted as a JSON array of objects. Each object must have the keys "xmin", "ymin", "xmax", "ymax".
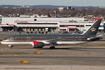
[{"xmin": 83, "ymin": 18, "xmax": 102, "ymax": 36}]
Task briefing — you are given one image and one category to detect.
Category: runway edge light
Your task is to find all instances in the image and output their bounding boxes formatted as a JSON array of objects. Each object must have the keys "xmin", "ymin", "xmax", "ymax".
[
  {"xmin": 34, "ymin": 52, "xmax": 41, "ymax": 54},
  {"xmin": 1, "ymin": 49, "xmax": 3, "ymax": 51},
  {"xmin": 20, "ymin": 60, "xmax": 28, "ymax": 63}
]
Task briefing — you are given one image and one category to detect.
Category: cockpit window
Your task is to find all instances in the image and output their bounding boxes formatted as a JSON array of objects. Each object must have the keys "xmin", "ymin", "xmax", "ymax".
[{"xmin": 8, "ymin": 37, "xmax": 14, "ymax": 40}]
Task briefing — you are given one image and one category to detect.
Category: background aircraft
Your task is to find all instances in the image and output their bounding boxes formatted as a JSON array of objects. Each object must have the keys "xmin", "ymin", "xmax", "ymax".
[{"xmin": 1, "ymin": 18, "xmax": 102, "ymax": 49}]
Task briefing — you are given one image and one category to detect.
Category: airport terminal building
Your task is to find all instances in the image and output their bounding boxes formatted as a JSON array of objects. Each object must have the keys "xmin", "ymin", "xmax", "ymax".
[{"xmin": 0, "ymin": 17, "xmax": 104, "ymax": 33}]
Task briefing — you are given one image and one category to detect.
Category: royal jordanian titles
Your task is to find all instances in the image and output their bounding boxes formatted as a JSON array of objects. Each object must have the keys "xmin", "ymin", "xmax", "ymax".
[{"xmin": 1, "ymin": 19, "xmax": 103, "ymax": 49}]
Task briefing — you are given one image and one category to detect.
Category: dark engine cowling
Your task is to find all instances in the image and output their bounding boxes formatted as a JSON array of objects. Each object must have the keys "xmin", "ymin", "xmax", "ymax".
[{"xmin": 33, "ymin": 42, "xmax": 45, "ymax": 48}]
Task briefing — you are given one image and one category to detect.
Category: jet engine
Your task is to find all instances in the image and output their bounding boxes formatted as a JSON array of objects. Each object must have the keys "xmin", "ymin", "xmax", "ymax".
[{"xmin": 32, "ymin": 41, "xmax": 45, "ymax": 48}]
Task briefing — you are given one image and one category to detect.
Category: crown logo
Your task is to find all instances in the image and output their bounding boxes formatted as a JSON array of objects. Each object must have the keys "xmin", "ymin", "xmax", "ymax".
[{"xmin": 91, "ymin": 27, "xmax": 96, "ymax": 32}]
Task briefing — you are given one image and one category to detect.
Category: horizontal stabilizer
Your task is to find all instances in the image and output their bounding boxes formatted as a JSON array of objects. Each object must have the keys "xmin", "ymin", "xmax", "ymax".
[{"xmin": 87, "ymin": 35, "xmax": 102, "ymax": 40}]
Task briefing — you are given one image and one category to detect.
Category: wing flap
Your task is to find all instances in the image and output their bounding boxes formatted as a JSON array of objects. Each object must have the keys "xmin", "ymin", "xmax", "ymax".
[{"xmin": 45, "ymin": 37, "xmax": 64, "ymax": 44}]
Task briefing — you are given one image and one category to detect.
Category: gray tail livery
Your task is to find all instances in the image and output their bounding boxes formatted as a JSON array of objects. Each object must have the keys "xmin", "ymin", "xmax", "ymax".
[{"xmin": 83, "ymin": 18, "xmax": 102, "ymax": 36}]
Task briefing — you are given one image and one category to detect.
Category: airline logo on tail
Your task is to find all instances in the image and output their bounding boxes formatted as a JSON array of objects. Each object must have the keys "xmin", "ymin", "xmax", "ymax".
[
  {"xmin": 48, "ymin": 14, "xmax": 51, "ymax": 18},
  {"xmin": 91, "ymin": 27, "xmax": 96, "ymax": 32}
]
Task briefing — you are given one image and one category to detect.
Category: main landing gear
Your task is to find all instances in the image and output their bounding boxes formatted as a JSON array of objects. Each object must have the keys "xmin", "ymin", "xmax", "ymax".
[
  {"xmin": 50, "ymin": 44, "xmax": 55, "ymax": 49},
  {"xmin": 8, "ymin": 45, "xmax": 13, "ymax": 49}
]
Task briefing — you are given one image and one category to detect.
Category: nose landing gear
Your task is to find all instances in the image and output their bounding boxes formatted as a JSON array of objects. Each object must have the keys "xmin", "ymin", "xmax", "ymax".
[{"xmin": 8, "ymin": 45, "xmax": 13, "ymax": 49}]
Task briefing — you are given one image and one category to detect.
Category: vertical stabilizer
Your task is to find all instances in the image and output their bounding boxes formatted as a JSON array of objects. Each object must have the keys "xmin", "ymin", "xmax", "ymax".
[
  {"xmin": 48, "ymin": 14, "xmax": 51, "ymax": 18},
  {"xmin": 83, "ymin": 18, "xmax": 102, "ymax": 36}
]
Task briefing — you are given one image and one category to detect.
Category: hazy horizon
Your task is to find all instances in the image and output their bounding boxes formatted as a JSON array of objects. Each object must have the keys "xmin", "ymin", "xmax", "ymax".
[{"xmin": 0, "ymin": 0, "xmax": 105, "ymax": 6}]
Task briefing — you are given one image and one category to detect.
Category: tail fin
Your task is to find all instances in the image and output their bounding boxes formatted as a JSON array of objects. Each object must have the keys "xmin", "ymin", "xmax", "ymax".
[
  {"xmin": 83, "ymin": 18, "xmax": 102, "ymax": 36},
  {"xmin": 48, "ymin": 14, "xmax": 51, "ymax": 18}
]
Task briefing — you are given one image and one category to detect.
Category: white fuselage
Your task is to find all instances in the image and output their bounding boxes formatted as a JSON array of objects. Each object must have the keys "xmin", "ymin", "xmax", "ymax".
[{"xmin": 1, "ymin": 40, "xmax": 89, "ymax": 46}]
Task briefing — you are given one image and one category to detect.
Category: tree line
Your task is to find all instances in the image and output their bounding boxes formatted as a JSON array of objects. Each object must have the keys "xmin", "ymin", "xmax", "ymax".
[{"xmin": 0, "ymin": 8, "xmax": 105, "ymax": 17}]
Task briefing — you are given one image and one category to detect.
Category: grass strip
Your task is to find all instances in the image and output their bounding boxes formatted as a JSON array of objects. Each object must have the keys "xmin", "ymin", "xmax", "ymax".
[{"xmin": 0, "ymin": 52, "xmax": 28, "ymax": 54}]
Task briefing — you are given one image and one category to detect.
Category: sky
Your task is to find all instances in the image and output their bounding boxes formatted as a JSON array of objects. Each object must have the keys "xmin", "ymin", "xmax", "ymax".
[{"xmin": 0, "ymin": 0, "xmax": 105, "ymax": 6}]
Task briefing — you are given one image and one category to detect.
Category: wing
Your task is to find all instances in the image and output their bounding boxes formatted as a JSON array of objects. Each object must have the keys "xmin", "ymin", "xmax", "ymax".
[
  {"xmin": 41, "ymin": 37, "xmax": 65, "ymax": 44},
  {"xmin": 87, "ymin": 35, "xmax": 102, "ymax": 40},
  {"xmin": 46, "ymin": 38, "xmax": 63, "ymax": 43}
]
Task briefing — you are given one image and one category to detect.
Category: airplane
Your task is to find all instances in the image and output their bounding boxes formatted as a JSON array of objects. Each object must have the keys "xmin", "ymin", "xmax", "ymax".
[
  {"xmin": 1, "ymin": 18, "xmax": 103, "ymax": 49},
  {"xmin": 48, "ymin": 14, "xmax": 51, "ymax": 18}
]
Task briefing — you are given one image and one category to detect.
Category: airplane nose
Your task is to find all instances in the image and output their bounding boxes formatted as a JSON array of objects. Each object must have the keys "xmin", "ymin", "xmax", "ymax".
[
  {"xmin": 1, "ymin": 41, "xmax": 4, "ymax": 44},
  {"xmin": 1, "ymin": 41, "xmax": 3, "ymax": 44}
]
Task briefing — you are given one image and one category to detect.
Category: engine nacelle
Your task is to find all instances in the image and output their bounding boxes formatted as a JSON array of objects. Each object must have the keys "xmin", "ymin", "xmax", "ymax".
[{"xmin": 32, "ymin": 41, "xmax": 45, "ymax": 48}]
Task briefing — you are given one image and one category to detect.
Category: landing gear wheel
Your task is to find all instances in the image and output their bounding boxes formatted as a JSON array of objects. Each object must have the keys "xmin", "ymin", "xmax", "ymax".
[
  {"xmin": 50, "ymin": 46, "xmax": 55, "ymax": 49},
  {"xmin": 8, "ymin": 45, "xmax": 13, "ymax": 49},
  {"xmin": 50, "ymin": 44, "xmax": 55, "ymax": 49}
]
